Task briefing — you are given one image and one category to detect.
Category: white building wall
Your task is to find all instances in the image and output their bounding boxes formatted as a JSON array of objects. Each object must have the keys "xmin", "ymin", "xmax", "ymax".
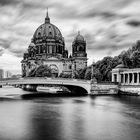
[{"xmin": 0, "ymin": 69, "xmax": 4, "ymax": 79}]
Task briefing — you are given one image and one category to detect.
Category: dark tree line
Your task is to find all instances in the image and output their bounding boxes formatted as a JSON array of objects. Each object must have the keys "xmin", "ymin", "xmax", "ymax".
[{"xmin": 89, "ymin": 40, "xmax": 140, "ymax": 82}]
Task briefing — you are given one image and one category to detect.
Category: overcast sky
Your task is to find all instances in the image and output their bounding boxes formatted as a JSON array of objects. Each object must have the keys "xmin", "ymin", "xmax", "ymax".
[{"xmin": 0, "ymin": 0, "xmax": 140, "ymax": 74}]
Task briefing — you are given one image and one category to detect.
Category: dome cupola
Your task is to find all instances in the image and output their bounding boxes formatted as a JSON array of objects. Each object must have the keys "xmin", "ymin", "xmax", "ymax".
[
  {"xmin": 115, "ymin": 64, "xmax": 128, "ymax": 69},
  {"xmin": 33, "ymin": 9, "xmax": 63, "ymax": 42},
  {"xmin": 31, "ymin": 10, "xmax": 66, "ymax": 57},
  {"xmin": 72, "ymin": 31, "xmax": 87, "ymax": 58},
  {"xmin": 74, "ymin": 31, "xmax": 85, "ymax": 42}
]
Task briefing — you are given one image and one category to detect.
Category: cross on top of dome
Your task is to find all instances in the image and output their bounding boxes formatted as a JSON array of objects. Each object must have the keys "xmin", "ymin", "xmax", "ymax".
[{"xmin": 45, "ymin": 8, "xmax": 50, "ymax": 23}]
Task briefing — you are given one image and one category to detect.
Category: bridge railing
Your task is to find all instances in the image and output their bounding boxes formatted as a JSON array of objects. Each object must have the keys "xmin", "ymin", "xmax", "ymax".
[
  {"xmin": 0, "ymin": 77, "xmax": 90, "ymax": 82},
  {"xmin": 0, "ymin": 77, "xmax": 90, "ymax": 85}
]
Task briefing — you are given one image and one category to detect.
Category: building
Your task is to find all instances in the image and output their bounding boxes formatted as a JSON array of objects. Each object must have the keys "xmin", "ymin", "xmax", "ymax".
[
  {"xmin": 21, "ymin": 11, "xmax": 87, "ymax": 77},
  {"xmin": 4, "ymin": 71, "xmax": 12, "ymax": 78},
  {"xmin": 11, "ymin": 74, "xmax": 22, "ymax": 79},
  {"xmin": 111, "ymin": 64, "xmax": 140, "ymax": 85},
  {"xmin": 0, "ymin": 69, "xmax": 4, "ymax": 79}
]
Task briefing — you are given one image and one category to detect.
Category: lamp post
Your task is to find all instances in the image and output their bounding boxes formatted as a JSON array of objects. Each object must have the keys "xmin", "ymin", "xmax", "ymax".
[{"xmin": 91, "ymin": 61, "xmax": 97, "ymax": 84}]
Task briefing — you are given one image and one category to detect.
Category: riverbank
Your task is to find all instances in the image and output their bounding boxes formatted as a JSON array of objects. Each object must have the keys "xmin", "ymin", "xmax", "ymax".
[{"xmin": 118, "ymin": 90, "xmax": 140, "ymax": 96}]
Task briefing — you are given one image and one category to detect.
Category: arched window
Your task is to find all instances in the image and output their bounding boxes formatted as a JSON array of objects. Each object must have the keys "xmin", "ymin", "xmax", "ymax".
[
  {"xmin": 40, "ymin": 45, "xmax": 43, "ymax": 53},
  {"xmin": 79, "ymin": 46, "xmax": 83, "ymax": 51},
  {"xmin": 49, "ymin": 32, "xmax": 52, "ymax": 35}
]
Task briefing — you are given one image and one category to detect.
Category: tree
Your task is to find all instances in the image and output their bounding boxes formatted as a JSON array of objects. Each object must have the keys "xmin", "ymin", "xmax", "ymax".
[
  {"xmin": 28, "ymin": 68, "xmax": 36, "ymax": 77},
  {"xmin": 84, "ymin": 68, "xmax": 91, "ymax": 80},
  {"xmin": 121, "ymin": 53, "xmax": 132, "ymax": 68},
  {"xmin": 131, "ymin": 51, "xmax": 140, "ymax": 68},
  {"xmin": 31, "ymin": 65, "xmax": 52, "ymax": 77},
  {"xmin": 59, "ymin": 73, "xmax": 71, "ymax": 78},
  {"xmin": 77, "ymin": 68, "xmax": 87, "ymax": 79}
]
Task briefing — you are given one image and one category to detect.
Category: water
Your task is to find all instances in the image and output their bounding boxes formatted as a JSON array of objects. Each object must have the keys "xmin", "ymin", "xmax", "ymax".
[{"xmin": 0, "ymin": 87, "xmax": 140, "ymax": 140}]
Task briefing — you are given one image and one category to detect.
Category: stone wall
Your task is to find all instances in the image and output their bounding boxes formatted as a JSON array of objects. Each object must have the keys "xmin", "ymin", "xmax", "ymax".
[
  {"xmin": 90, "ymin": 82, "xmax": 119, "ymax": 95},
  {"xmin": 120, "ymin": 85, "xmax": 140, "ymax": 95}
]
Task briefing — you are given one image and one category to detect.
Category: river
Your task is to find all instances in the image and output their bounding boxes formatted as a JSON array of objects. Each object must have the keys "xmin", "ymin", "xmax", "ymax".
[{"xmin": 0, "ymin": 87, "xmax": 140, "ymax": 140}]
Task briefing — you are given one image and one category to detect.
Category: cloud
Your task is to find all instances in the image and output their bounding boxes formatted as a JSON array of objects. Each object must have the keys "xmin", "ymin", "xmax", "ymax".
[
  {"xmin": 0, "ymin": 0, "xmax": 19, "ymax": 6},
  {"xmin": 0, "ymin": 48, "xmax": 4, "ymax": 56},
  {"xmin": 127, "ymin": 20, "xmax": 140, "ymax": 27},
  {"xmin": 0, "ymin": 38, "xmax": 11, "ymax": 49},
  {"xmin": 0, "ymin": 0, "xmax": 140, "ymax": 72}
]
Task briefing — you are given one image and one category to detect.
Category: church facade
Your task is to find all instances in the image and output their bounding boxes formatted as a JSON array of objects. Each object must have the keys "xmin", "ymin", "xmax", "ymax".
[{"xmin": 21, "ymin": 11, "xmax": 87, "ymax": 77}]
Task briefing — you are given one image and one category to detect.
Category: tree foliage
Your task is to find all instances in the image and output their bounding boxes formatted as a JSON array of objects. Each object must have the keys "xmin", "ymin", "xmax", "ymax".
[
  {"xmin": 90, "ymin": 40, "xmax": 140, "ymax": 81},
  {"xmin": 59, "ymin": 73, "xmax": 72, "ymax": 78},
  {"xmin": 28, "ymin": 65, "xmax": 52, "ymax": 77}
]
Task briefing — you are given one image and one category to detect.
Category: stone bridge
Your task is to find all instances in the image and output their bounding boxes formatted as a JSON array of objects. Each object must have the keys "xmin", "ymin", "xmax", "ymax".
[{"xmin": 0, "ymin": 78, "xmax": 91, "ymax": 94}]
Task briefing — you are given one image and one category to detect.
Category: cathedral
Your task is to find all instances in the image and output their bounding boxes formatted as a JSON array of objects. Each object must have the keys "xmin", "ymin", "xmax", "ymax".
[{"xmin": 21, "ymin": 11, "xmax": 87, "ymax": 77}]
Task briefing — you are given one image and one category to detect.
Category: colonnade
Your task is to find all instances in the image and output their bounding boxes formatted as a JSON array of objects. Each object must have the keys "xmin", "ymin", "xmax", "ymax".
[
  {"xmin": 120, "ymin": 72, "xmax": 140, "ymax": 84},
  {"xmin": 112, "ymin": 72, "xmax": 140, "ymax": 85}
]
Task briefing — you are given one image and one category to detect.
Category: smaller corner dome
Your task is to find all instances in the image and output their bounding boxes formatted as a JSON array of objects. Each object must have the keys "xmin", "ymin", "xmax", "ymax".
[
  {"xmin": 29, "ymin": 42, "xmax": 35, "ymax": 47},
  {"xmin": 74, "ymin": 32, "xmax": 85, "ymax": 42},
  {"xmin": 115, "ymin": 64, "xmax": 128, "ymax": 69}
]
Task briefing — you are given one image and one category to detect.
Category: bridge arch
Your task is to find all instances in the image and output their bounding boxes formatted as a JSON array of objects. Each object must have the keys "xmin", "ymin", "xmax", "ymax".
[
  {"xmin": 0, "ymin": 78, "xmax": 91, "ymax": 94},
  {"xmin": 64, "ymin": 85, "xmax": 88, "ymax": 94}
]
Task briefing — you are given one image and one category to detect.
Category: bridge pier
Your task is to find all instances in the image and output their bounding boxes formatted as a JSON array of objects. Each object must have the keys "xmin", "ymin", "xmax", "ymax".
[{"xmin": 90, "ymin": 82, "xmax": 119, "ymax": 95}]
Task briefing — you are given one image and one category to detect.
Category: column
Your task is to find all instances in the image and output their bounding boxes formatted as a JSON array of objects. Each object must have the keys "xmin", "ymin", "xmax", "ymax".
[
  {"xmin": 123, "ymin": 73, "xmax": 125, "ymax": 84},
  {"xmin": 132, "ymin": 73, "xmax": 134, "ymax": 85},
  {"xmin": 126, "ymin": 73, "xmax": 128, "ymax": 84},
  {"xmin": 112, "ymin": 73, "xmax": 114, "ymax": 82},
  {"xmin": 139, "ymin": 73, "xmax": 140, "ymax": 83},
  {"xmin": 130, "ymin": 73, "xmax": 133, "ymax": 84},
  {"xmin": 128, "ymin": 73, "xmax": 130, "ymax": 84},
  {"xmin": 121, "ymin": 74, "xmax": 123, "ymax": 83},
  {"xmin": 117, "ymin": 73, "xmax": 121, "ymax": 83},
  {"xmin": 125, "ymin": 73, "xmax": 126, "ymax": 84}
]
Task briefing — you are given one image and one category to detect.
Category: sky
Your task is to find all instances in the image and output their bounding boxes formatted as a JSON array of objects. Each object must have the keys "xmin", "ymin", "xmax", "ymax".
[{"xmin": 0, "ymin": 0, "xmax": 140, "ymax": 74}]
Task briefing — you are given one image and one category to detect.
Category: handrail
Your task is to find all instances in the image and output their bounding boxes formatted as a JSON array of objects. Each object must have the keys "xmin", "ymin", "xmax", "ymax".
[{"xmin": 0, "ymin": 77, "xmax": 90, "ymax": 82}]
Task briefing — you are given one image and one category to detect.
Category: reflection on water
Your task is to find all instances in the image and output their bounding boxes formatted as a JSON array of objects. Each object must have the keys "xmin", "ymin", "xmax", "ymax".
[{"xmin": 0, "ymin": 87, "xmax": 140, "ymax": 140}]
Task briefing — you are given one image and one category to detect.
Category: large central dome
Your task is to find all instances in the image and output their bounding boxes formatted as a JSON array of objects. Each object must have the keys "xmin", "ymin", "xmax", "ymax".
[
  {"xmin": 28, "ymin": 11, "xmax": 68, "ymax": 58},
  {"xmin": 33, "ymin": 11, "xmax": 63, "ymax": 41},
  {"xmin": 33, "ymin": 23, "xmax": 63, "ymax": 40}
]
